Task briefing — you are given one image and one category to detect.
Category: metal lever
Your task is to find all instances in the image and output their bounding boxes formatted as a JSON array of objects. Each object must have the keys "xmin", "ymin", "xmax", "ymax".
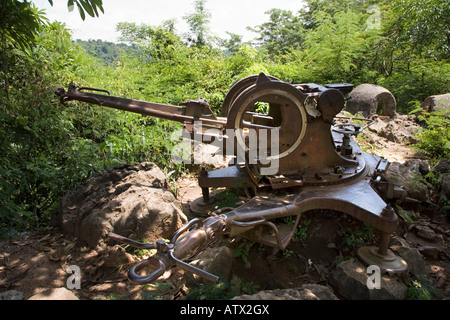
[{"xmin": 107, "ymin": 232, "xmax": 158, "ymax": 249}]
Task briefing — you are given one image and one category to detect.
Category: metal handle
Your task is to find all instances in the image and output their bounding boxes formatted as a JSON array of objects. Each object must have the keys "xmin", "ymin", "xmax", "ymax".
[
  {"xmin": 107, "ymin": 220, "xmax": 221, "ymax": 285},
  {"xmin": 128, "ymin": 256, "xmax": 166, "ymax": 284}
]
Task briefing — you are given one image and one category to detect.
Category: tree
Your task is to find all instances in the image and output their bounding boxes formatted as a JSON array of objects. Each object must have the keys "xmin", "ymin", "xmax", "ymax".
[
  {"xmin": 387, "ymin": 0, "xmax": 449, "ymax": 59},
  {"xmin": 0, "ymin": 0, "xmax": 47, "ymax": 100},
  {"xmin": 218, "ymin": 32, "xmax": 243, "ymax": 54},
  {"xmin": 0, "ymin": 0, "xmax": 105, "ymax": 100},
  {"xmin": 117, "ymin": 21, "xmax": 183, "ymax": 61},
  {"xmin": 370, "ymin": 0, "xmax": 450, "ymax": 111},
  {"xmin": 183, "ymin": 0, "xmax": 212, "ymax": 47},
  {"xmin": 302, "ymin": 10, "xmax": 373, "ymax": 82},
  {"xmin": 249, "ymin": 9, "xmax": 305, "ymax": 56},
  {"xmin": 0, "ymin": 0, "xmax": 46, "ymax": 51}
]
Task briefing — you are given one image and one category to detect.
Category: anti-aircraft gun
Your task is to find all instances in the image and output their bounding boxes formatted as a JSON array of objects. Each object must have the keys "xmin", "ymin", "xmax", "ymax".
[{"xmin": 56, "ymin": 73, "xmax": 408, "ymax": 284}]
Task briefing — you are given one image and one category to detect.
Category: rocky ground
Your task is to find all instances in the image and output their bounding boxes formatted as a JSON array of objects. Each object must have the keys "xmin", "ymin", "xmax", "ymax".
[{"xmin": 0, "ymin": 113, "xmax": 449, "ymax": 301}]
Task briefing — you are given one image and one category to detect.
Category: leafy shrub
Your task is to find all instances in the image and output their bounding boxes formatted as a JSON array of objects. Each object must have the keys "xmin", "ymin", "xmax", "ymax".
[{"xmin": 413, "ymin": 110, "xmax": 450, "ymax": 160}]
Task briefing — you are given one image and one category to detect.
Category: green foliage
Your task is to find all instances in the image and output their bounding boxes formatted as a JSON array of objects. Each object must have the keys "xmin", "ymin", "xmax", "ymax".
[
  {"xmin": 217, "ymin": 32, "xmax": 243, "ymax": 54},
  {"xmin": 303, "ymin": 10, "xmax": 379, "ymax": 83},
  {"xmin": 249, "ymin": 9, "xmax": 305, "ymax": 56},
  {"xmin": 388, "ymin": 0, "xmax": 449, "ymax": 59},
  {"xmin": 117, "ymin": 21, "xmax": 183, "ymax": 61},
  {"xmin": 338, "ymin": 224, "xmax": 373, "ymax": 252},
  {"xmin": 284, "ymin": 217, "xmax": 319, "ymax": 243},
  {"xmin": 183, "ymin": 0, "xmax": 212, "ymax": 48},
  {"xmin": 0, "ymin": 0, "xmax": 47, "ymax": 51},
  {"xmin": 282, "ymin": 249, "xmax": 294, "ymax": 258},
  {"xmin": 233, "ymin": 239, "xmax": 254, "ymax": 264},
  {"xmin": 413, "ymin": 110, "xmax": 450, "ymax": 160},
  {"xmin": 75, "ymin": 39, "xmax": 136, "ymax": 66},
  {"xmin": 407, "ymin": 280, "xmax": 431, "ymax": 300},
  {"xmin": 377, "ymin": 59, "xmax": 450, "ymax": 113},
  {"xmin": 0, "ymin": 21, "xmax": 85, "ymax": 235},
  {"xmin": 214, "ymin": 188, "xmax": 241, "ymax": 210},
  {"xmin": 140, "ymin": 282, "xmax": 174, "ymax": 300}
]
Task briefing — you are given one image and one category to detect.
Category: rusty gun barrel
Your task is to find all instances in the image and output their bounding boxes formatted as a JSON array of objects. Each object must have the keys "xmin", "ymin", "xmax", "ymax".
[{"xmin": 55, "ymin": 85, "xmax": 226, "ymax": 128}]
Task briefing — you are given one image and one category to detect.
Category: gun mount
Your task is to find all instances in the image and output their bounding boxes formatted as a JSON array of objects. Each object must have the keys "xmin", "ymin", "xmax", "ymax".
[{"xmin": 56, "ymin": 73, "xmax": 408, "ymax": 285}]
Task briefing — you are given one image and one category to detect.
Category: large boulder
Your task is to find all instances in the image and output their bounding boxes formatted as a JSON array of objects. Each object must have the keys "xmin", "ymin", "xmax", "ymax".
[
  {"xmin": 329, "ymin": 259, "xmax": 408, "ymax": 300},
  {"xmin": 58, "ymin": 162, "xmax": 187, "ymax": 249},
  {"xmin": 420, "ymin": 93, "xmax": 450, "ymax": 113}
]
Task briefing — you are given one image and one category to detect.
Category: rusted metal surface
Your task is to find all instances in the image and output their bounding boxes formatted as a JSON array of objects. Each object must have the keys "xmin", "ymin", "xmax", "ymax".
[{"xmin": 56, "ymin": 73, "xmax": 408, "ymax": 284}]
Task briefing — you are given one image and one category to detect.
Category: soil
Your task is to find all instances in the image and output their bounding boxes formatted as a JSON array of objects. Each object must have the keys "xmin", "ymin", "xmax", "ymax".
[{"xmin": 1, "ymin": 120, "xmax": 449, "ymax": 300}]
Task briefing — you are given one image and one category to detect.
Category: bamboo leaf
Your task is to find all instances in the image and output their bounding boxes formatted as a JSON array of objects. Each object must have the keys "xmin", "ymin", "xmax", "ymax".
[
  {"xmin": 68, "ymin": 0, "xmax": 74, "ymax": 12},
  {"xmin": 79, "ymin": 0, "xmax": 95, "ymax": 18},
  {"xmin": 76, "ymin": 2, "xmax": 85, "ymax": 20}
]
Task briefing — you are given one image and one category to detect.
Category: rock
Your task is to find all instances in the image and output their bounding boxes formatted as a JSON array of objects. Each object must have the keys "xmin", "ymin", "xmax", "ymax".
[
  {"xmin": 445, "ymin": 283, "xmax": 450, "ymax": 296},
  {"xmin": 329, "ymin": 259, "xmax": 408, "ymax": 300},
  {"xmin": 431, "ymin": 159, "xmax": 450, "ymax": 208},
  {"xmin": 28, "ymin": 288, "xmax": 79, "ymax": 300},
  {"xmin": 418, "ymin": 246, "xmax": 442, "ymax": 260},
  {"xmin": 327, "ymin": 242, "xmax": 338, "ymax": 249},
  {"xmin": 188, "ymin": 246, "xmax": 234, "ymax": 284},
  {"xmin": 433, "ymin": 158, "xmax": 450, "ymax": 174},
  {"xmin": 396, "ymin": 247, "xmax": 428, "ymax": 277},
  {"xmin": 441, "ymin": 173, "xmax": 450, "ymax": 199},
  {"xmin": 346, "ymin": 84, "xmax": 396, "ymax": 118},
  {"xmin": 389, "ymin": 236, "xmax": 411, "ymax": 250},
  {"xmin": 420, "ymin": 93, "xmax": 450, "ymax": 114},
  {"xmin": 58, "ymin": 162, "xmax": 187, "ymax": 249},
  {"xmin": 232, "ymin": 284, "xmax": 339, "ymax": 300},
  {"xmin": 301, "ymin": 284, "xmax": 339, "ymax": 300},
  {"xmin": 368, "ymin": 115, "xmax": 419, "ymax": 144},
  {"xmin": 384, "ymin": 160, "xmax": 429, "ymax": 202},
  {"xmin": 418, "ymin": 161, "xmax": 431, "ymax": 176},
  {"xmin": 0, "ymin": 290, "xmax": 24, "ymax": 300},
  {"xmin": 414, "ymin": 225, "xmax": 437, "ymax": 242}
]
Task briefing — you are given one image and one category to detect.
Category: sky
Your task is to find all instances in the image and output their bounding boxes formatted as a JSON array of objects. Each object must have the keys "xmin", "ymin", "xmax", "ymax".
[{"xmin": 31, "ymin": 0, "xmax": 306, "ymax": 43}]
